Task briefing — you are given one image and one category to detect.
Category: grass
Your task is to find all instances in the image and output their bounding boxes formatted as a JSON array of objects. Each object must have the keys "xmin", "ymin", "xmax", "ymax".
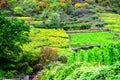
[
  {"xmin": 70, "ymin": 32, "xmax": 117, "ymax": 47},
  {"xmin": 22, "ymin": 28, "xmax": 69, "ymax": 54}
]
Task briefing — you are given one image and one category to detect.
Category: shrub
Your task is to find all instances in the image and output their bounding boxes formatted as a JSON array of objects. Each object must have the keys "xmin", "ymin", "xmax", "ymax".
[
  {"xmin": 38, "ymin": 47, "xmax": 58, "ymax": 65},
  {"xmin": 22, "ymin": 0, "xmax": 37, "ymax": 16},
  {"xmin": 112, "ymin": 7, "xmax": 119, "ymax": 13},
  {"xmin": 1, "ymin": 10, "xmax": 11, "ymax": 16},
  {"xmin": 0, "ymin": 69, "xmax": 3, "ymax": 78},
  {"xmin": 58, "ymin": 55, "xmax": 68, "ymax": 63},
  {"xmin": 4, "ymin": 70, "xmax": 18, "ymax": 78},
  {"xmin": 13, "ymin": 6, "xmax": 23, "ymax": 15},
  {"xmin": 34, "ymin": 12, "xmax": 61, "ymax": 28},
  {"xmin": 80, "ymin": 23, "xmax": 91, "ymax": 29},
  {"xmin": 95, "ymin": 23, "xmax": 104, "ymax": 28},
  {"xmin": 91, "ymin": 14, "xmax": 99, "ymax": 19},
  {"xmin": 64, "ymin": 2, "xmax": 73, "ymax": 15},
  {"xmin": 72, "ymin": 8, "xmax": 95, "ymax": 18},
  {"xmin": 8, "ymin": 0, "xmax": 18, "ymax": 10},
  {"xmin": 16, "ymin": 62, "xmax": 32, "ymax": 74},
  {"xmin": 50, "ymin": 2, "xmax": 60, "ymax": 10},
  {"xmin": 37, "ymin": 1, "xmax": 46, "ymax": 7},
  {"xmin": 83, "ymin": 3, "xmax": 89, "ymax": 8},
  {"xmin": 8, "ymin": 0, "xmax": 17, "ymax": 5},
  {"xmin": 85, "ymin": 0, "xmax": 95, "ymax": 4},
  {"xmin": 75, "ymin": 3, "xmax": 83, "ymax": 9},
  {"xmin": 95, "ymin": 6, "xmax": 106, "ymax": 12},
  {"xmin": 60, "ymin": 2, "xmax": 66, "ymax": 8},
  {"xmin": 46, "ymin": 12, "xmax": 61, "ymax": 28},
  {"xmin": 36, "ymin": 1, "xmax": 46, "ymax": 11},
  {"xmin": 72, "ymin": 8, "xmax": 84, "ymax": 17}
]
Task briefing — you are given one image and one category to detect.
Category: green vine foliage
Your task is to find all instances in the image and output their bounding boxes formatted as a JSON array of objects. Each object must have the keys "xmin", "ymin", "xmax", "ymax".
[{"xmin": 0, "ymin": 13, "xmax": 30, "ymax": 70}]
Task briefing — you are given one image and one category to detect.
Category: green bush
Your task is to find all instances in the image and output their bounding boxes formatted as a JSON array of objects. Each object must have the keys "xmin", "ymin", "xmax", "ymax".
[
  {"xmin": 47, "ymin": 12, "xmax": 61, "ymax": 28},
  {"xmin": 8, "ymin": 0, "xmax": 17, "ymax": 8},
  {"xmin": 4, "ymin": 70, "xmax": 18, "ymax": 78},
  {"xmin": 22, "ymin": 0, "xmax": 36, "ymax": 16},
  {"xmin": 35, "ymin": 12, "xmax": 61, "ymax": 28},
  {"xmin": 13, "ymin": 6, "xmax": 23, "ymax": 16},
  {"xmin": 95, "ymin": 23, "xmax": 104, "ymax": 27},
  {"xmin": 50, "ymin": 2, "xmax": 60, "ymax": 10},
  {"xmin": 0, "ymin": 70, "xmax": 3, "ymax": 78},
  {"xmin": 58, "ymin": 55, "xmax": 68, "ymax": 63},
  {"xmin": 63, "ymin": 23, "xmax": 91, "ymax": 30},
  {"xmin": 80, "ymin": 23, "xmax": 91, "ymax": 29},
  {"xmin": 1, "ymin": 10, "xmax": 11, "ymax": 16},
  {"xmin": 112, "ymin": 7, "xmax": 119, "ymax": 13}
]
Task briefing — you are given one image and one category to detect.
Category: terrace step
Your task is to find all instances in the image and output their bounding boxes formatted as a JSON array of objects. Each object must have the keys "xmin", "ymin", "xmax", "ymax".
[
  {"xmin": 71, "ymin": 44, "xmax": 101, "ymax": 52},
  {"xmin": 66, "ymin": 28, "xmax": 110, "ymax": 34}
]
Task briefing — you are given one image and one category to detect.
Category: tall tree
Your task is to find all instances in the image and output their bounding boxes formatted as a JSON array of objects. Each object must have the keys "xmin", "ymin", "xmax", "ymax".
[{"xmin": 0, "ymin": 13, "xmax": 30, "ymax": 70}]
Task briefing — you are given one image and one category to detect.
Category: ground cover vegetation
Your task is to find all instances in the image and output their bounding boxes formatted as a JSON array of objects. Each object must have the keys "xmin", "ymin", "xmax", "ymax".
[
  {"xmin": 0, "ymin": 0, "xmax": 120, "ymax": 79},
  {"xmin": 99, "ymin": 13, "xmax": 120, "ymax": 33},
  {"xmin": 70, "ymin": 31, "xmax": 117, "ymax": 47}
]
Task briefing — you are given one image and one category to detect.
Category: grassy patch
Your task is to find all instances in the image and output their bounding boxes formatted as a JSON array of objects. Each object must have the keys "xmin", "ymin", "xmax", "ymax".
[{"xmin": 70, "ymin": 32, "xmax": 117, "ymax": 47}]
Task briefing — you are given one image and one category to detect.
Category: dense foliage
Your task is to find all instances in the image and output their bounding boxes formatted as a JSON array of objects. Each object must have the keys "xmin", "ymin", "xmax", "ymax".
[
  {"xmin": 39, "ymin": 41, "xmax": 120, "ymax": 80},
  {"xmin": 40, "ymin": 62, "xmax": 120, "ymax": 80},
  {"xmin": 0, "ymin": 13, "xmax": 30, "ymax": 70},
  {"xmin": 68, "ymin": 42, "xmax": 120, "ymax": 65}
]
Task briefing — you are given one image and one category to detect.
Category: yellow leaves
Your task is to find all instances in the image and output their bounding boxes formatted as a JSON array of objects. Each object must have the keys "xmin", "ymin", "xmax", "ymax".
[
  {"xmin": 22, "ymin": 28, "xmax": 69, "ymax": 53},
  {"xmin": 75, "ymin": 3, "xmax": 83, "ymax": 9},
  {"xmin": 75, "ymin": 3, "xmax": 89, "ymax": 9}
]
